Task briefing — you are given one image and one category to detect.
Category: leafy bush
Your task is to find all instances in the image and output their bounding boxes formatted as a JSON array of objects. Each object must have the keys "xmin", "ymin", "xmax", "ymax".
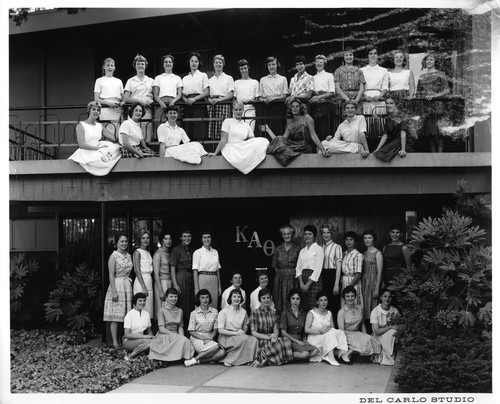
[
  {"xmin": 391, "ymin": 209, "xmax": 492, "ymax": 347},
  {"xmin": 10, "ymin": 253, "xmax": 39, "ymax": 325},
  {"xmin": 395, "ymin": 332, "xmax": 492, "ymax": 393},
  {"xmin": 44, "ymin": 263, "xmax": 102, "ymax": 331},
  {"xmin": 11, "ymin": 329, "xmax": 162, "ymax": 393}
]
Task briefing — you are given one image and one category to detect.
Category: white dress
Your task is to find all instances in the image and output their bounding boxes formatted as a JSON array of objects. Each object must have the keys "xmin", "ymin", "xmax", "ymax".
[
  {"xmin": 133, "ymin": 248, "xmax": 155, "ymax": 319},
  {"xmin": 307, "ymin": 309, "xmax": 348, "ymax": 361},
  {"xmin": 220, "ymin": 118, "xmax": 269, "ymax": 175},
  {"xmin": 68, "ymin": 121, "xmax": 121, "ymax": 176},
  {"xmin": 157, "ymin": 122, "xmax": 207, "ymax": 164}
]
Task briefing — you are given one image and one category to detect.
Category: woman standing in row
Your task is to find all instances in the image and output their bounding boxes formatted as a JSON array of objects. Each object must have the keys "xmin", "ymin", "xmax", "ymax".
[
  {"xmin": 192, "ymin": 230, "xmax": 222, "ymax": 309},
  {"xmin": 382, "ymin": 223, "xmax": 411, "ymax": 288},
  {"xmin": 334, "ymin": 47, "xmax": 365, "ymax": 110},
  {"xmin": 295, "ymin": 225, "xmax": 324, "ymax": 311},
  {"xmin": 233, "ymin": 59, "xmax": 259, "ymax": 130},
  {"xmin": 207, "ymin": 54, "xmax": 234, "ymax": 139},
  {"xmin": 171, "ymin": 229, "xmax": 194, "ymax": 324},
  {"xmin": 388, "ymin": 50, "xmax": 415, "ymax": 99},
  {"xmin": 340, "ymin": 231, "xmax": 364, "ymax": 308},
  {"xmin": 124, "ymin": 54, "xmax": 155, "ymax": 142},
  {"xmin": 133, "ymin": 229, "xmax": 155, "ymax": 319},
  {"xmin": 94, "ymin": 57, "xmax": 124, "ymax": 136},
  {"xmin": 103, "ymin": 232, "xmax": 133, "ymax": 347},
  {"xmin": 361, "ymin": 230, "xmax": 383, "ymax": 324},
  {"xmin": 153, "ymin": 231, "xmax": 173, "ymax": 318},
  {"xmin": 272, "ymin": 224, "xmax": 301, "ymax": 313},
  {"xmin": 153, "ymin": 54, "xmax": 183, "ymax": 121}
]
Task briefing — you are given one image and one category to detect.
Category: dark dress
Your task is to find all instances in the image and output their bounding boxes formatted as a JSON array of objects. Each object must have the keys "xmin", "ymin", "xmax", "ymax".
[
  {"xmin": 267, "ymin": 117, "xmax": 314, "ymax": 167},
  {"xmin": 416, "ymin": 70, "xmax": 449, "ymax": 139},
  {"xmin": 280, "ymin": 307, "xmax": 318, "ymax": 353},
  {"xmin": 272, "ymin": 242, "xmax": 301, "ymax": 313},
  {"xmin": 170, "ymin": 244, "xmax": 194, "ymax": 322},
  {"xmin": 373, "ymin": 113, "xmax": 408, "ymax": 162},
  {"xmin": 382, "ymin": 244, "xmax": 406, "ymax": 287}
]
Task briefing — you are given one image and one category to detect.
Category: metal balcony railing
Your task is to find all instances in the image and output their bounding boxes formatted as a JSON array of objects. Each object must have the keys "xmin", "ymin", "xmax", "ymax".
[{"xmin": 9, "ymin": 97, "xmax": 472, "ymax": 161}]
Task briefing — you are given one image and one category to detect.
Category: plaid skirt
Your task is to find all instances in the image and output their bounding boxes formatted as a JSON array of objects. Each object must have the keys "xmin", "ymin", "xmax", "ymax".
[
  {"xmin": 257, "ymin": 337, "xmax": 294, "ymax": 366},
  {"xmin": 207, "ymin": 102, "xmax": 232, "ymax": 140},
  {"xmin": 300, "ymin": 269, "xmax": 323, "ymax": 310},
  {"xmin": 121, "ymin": 145, "xmax": 159, "ymax": 158}
]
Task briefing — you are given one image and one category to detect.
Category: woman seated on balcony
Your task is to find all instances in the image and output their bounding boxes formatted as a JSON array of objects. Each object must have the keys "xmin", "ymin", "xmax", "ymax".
[
  {"xmin": 119, "ymin": 102, "xmax": 157, "ymax": 158},
  {"xmin": 148, "ymin": 288, "xmax": 195, "ymax": 363},
  {"xmin": 415, "ymin": 52, "xmax": 451, "ymax": 153},
  {"xmin": 321, "ymin": 100, "xmax": 370, "ymax": 157},
  {"xmin": 157, "ymin": 105, "xmax": 207, "ymax": 164},
  {"xmin": 124, "ymin": 54, "xmax": 155, "ymax": 142},
  {"xmin": 337, "ymin": 286, "xmax": 382, "ymax": 363},
  {"xmin": 182, "ymin": 52, "xmax": 209, "ymax": 141},
  {"xmin": 207, "ymin": 54, "xmax": 234, "ymax": 139},
  {"xmin": 373, "ymin": 97, "xmax": 408, "ymax": 161},
  {"xmin": 388, "ymin": 50, "xmax": 415, "ymax": 100},
  {"xmin": 153, "ymin": 54, "xmax": 183, "ymax": 122},
  {"xmin": 94, "ymin": 57, "xmax": 124, "ymax": 136},
  {"xmin": 208, "ymin": 100, "xmax": 269, "ymax": 175},
  {"xmin": 68, "ymin": 101, "xmax": 121, "ymax": 176},
  {"xmin": 264, "ymin": 99, "xmax": 329, "ymax": 167}
]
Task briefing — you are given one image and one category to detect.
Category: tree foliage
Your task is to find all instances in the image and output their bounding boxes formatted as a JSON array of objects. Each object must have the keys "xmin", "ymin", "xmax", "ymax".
[
  {"xmin": 10, "ymin": 253, "xmax": 39, "ymax": 324},
  {"xmin": 9, "ymin": 8, "xmax": 86, "ymax": 26}
]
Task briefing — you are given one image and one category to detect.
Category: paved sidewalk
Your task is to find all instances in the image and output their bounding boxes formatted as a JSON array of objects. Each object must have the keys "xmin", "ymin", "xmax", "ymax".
[{"xmin": 109, "ymin": 356, "xmax": 402, "ymax": 394}]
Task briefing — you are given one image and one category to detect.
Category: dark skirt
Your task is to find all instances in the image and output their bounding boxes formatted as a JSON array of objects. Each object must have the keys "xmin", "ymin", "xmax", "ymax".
[
  {"xmin": 267, "ymin": 136, "xmax": 313, "ymax": 167},
  {"xmin": 300, "ymin": 269, "xmax": 323, "ymax": 310},
  {"xmin": 286, "ymin": 334, "xmax": 318, "ymax": 353},
  {"xmin": 373, "ymin": 137, "xmax": 402, "ymax": 162},
  {"xmin": 273, "ymin": 267, "xmax": 298, "ymax": 313},
  {"xmin": 176, "ymin": 269, "xmax": 193, "ymax": 320}
]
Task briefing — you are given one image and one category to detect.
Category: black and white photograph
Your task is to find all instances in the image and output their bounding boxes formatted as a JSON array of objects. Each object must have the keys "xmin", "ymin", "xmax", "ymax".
[{"xmin": 3, "ymin": 1, "xmax": 497, "ymax": 403}]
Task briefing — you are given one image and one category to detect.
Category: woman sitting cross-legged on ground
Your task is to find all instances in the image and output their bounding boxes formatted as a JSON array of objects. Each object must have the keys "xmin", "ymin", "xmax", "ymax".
[
  {"xmin": 216, "ymin": 288, "xmax": 260, "ymax": 367},
  {"xmin": 184, "ymin": 289, "xmax": 225, "ymax": 367},
  {"xmin": 370, "ymin": 288, "xmax": 400, "ymax": 366},
  {"xmin": 264, "ymin": 99, "xmax": 329, "ymax": 167},
  {"xmin": 148, "ymin": 288, "xmax": 194, "ymax": 363},
  {"xmin": 372, "ymin": 97, "xmax": 408, "ymax": 162},
  {"xmin": 119, "ymin": 102, "xmax": 157, "ymax": 158},
  {"xmin": 68, "ymin": 101, "xmax": 121, "ymax": 176},
  {"xmin": 123, "ymin": 293, "xmax": 154, "ymax": 360},
  {"xmin": 157, "ymin": 105, "xmax": 208, "ymax": 164},
  {"xmin": 208, "ymin": 100, "xmax": 269, "ymax": 175},
  {"xmin": 305, "ymin": 290, "xmax": 349, "ymax": 366},
  {"xmin": 337, "ymin": 286, "xmax": 382, "ymax": 364},
  {"xmin": 321, "ymin": 100, "xmax": 370, "ymax": 158},
  {"xmin": 250, "ymin": 288, "xmax": 294, "ymax": 367},
  {"xmin": 280, "ymin": 289, "xmax": 320, "ymax": 361}
]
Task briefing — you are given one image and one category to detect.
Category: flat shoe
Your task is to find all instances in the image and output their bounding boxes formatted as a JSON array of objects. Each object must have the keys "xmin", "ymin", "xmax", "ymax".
[{"xmin": 324, "ymin": 357, "xmax": 340, "ymax": 366}]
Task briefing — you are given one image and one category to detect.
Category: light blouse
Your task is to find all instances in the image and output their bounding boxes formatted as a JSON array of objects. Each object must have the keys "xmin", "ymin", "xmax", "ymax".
[{"xmin": 295, "ymin": 242, "xmax": 324, "ymax": 282}]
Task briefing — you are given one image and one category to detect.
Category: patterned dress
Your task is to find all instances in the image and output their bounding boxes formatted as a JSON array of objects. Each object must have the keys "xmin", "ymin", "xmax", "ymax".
[
  {"xmin": 371, "ymin": 304, "xmax": 399, "ymax": 365},
  {"xmin": 272, "ymin": 242, "xmax": 300, "ymax": 312},
  {"xmin": 338, "ymin": 304, "xmax": 382, "ymax": 356},
  {"xmin": 103, "ymin": 251, "xmax": 133, "ymax": 322},
  {"xmin": 362, "ymin": 250, "xmax": 381, "ymax": 320},
  {"xmin": 250, "ymin": 306, "xmax": 294, "ymax": 366},
  {"xmin": 267, "ymin": 117, "xmax": 314, "ymax": 167},
  {"xmin": 187, "ymin": 306, "xmax": 220, "ymax": 353},
  {"xmin": 334, "ymin": 65, "xmax": 366, "ymax": 111},
  {"xmin": 340, "ymin": 249, "xmax": 364, "ymax": 307},
  {"xmin": 416, "ymin": 70, "xmax": 449, "ymax": 138},
  {"xmin": 148, "ymin": 306, "xmax": 194, "ymax": 361}
]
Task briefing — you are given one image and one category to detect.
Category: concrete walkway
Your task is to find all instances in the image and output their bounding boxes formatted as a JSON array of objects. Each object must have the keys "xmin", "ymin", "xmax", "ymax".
[{"xmin": 109, "ymin": 356, "xmax": 402, "ymax": 394}]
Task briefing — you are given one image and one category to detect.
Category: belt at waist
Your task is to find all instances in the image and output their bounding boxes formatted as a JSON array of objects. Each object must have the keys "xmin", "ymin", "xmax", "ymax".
[
  {"xmin": 185, "ymin": 93, "xmax": 201, "ymax": 97},
  {"xmin": 198, "ymin": 271, "xmax": 217, "ymax": 275},
  {"xmin": 159, "ymin": 273, "xmax": 172, "ymax": 278}
]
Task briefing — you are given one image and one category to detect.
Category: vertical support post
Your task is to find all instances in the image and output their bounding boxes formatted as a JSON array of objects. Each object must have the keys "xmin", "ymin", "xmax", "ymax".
[{"xmin": 100, "ymin": 201, "xmax": 107, "ymax": 343}]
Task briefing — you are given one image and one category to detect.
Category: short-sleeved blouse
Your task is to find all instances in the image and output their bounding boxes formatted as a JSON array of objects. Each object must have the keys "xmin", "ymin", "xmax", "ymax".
[
  {"xmin": 221, "ymin": 118, "xmax": 253, "ymax": 143},
  {"xmin": 334, "ymin": 65, "xmax": 366, "ymax": 92},
  {"xmin": 272, "ymin": 243, "xmax": 301, "ymax": 270},
  {"xmin": 280, "ymin": 307, "xmax": 308, "ymax": 336},
  {"xmin": 234, "ymin": 79, "xmax": 259, "ymax": 102},
  {"xmin": 188, "ymin": 306, "xmax": 218, "ymax": 338},
  {"xmin": 157, "ymin": 123, "xmax": 190, "ymax": 147},
  {"xmin": 119, "ymin": 118, "xmax": 144, "ymax": 146},
  {"xmin": 192, "ymin": 246, "xmax": 221, "ymax": 273},
  {"xmin": 259, "ymin": 74, "xmax": 289, "ymax": 98},
  {"xmin": 341, "ymin": 249, "xmax": 363, "ymax": 277},
  {"xmin": 94, "ymin": 76, "xmax": 124, "ymax": 101},
  {"xmin": 158, "ymin": 306, "xmax": 183, "ymax": 332},
  {"xmin": 370, "ymin": 304, "xmax": 399, "ymax": 327},
  {"xmin": 251, "ymin": 306, "xmax": 279, "ymax": 334},
  {"xmin": 217, "ymin": 305, "xmax": 248, "ymax": 331},
  {"xmin": 170, "ymin": 244, "xmax": 193, "ymax": 271},
  {"xmin": 388, "ymin": 70, "xmax": 412, "ymax": 91},
  {"xmin": 124, "ymin": 75, "xmax": 154, "ymax": 104}
]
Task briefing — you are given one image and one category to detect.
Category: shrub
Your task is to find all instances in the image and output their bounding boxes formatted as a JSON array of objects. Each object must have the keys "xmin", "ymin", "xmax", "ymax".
[
  {"xmin": 10, "ymin": 329, "xmax": 162, "ymax": 393},
  {"xmin": 44, "ymin": 263, "xmax": 102, "ymax": 331},
  {"xmin": 395, "ymin": 332, "xmax": 492, "ymax": 393},
  {"xmin": 10, "ymin": 253, "xmax": 39, "ymax": 325}
]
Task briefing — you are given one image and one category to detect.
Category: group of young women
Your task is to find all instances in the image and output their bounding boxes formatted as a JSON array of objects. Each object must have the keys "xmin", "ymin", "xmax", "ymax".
[
  {"xmin": 68, "ymin": 47, "xmax": 451, "ymax": 175},
  {"xmin": 103, "ymin": 221, "xmax": 409, "ymax": 368}
]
